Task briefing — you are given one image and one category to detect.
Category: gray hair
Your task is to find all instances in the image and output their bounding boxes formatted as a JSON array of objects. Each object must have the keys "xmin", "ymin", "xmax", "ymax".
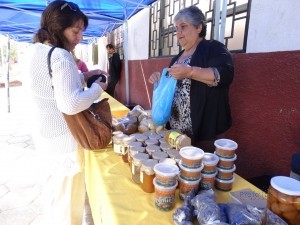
[{"xmin": 174, "ymin": 6, "xmax": 207, "ymax": 37}]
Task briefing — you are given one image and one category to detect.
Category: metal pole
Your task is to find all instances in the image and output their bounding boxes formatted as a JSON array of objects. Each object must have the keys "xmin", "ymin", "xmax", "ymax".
[
  {"xmin": 123, "ymin": 20, "xmax": 130, "ymax": 105},
  {"xmin": 213, "ymin": 0, "xmax": 221, "ymax": 41},
  {"xmin": 5, "ymin": 35, "xmax": 10, "ymax": 113},
  {"xmin": 219, "ymin": 0, "xmax": 228, "ymax": 43}
]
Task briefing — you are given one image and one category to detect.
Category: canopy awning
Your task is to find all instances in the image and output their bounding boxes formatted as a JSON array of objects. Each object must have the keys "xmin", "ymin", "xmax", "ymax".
[{"xmin": 0, "ymin": 0, "xmax": 156, "ymax": 43}]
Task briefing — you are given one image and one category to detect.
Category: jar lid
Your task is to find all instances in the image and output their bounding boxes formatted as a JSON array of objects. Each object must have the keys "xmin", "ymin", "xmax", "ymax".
[
  {"xmin": 152, "ymin": 151, "xmax": 168, "ymax": 160},
  {"xmin": 133, "ymin": 153, "xmax": 149, "ymax": 162},
  {"xmin": 123, "ymin": 136, "xmax": 136, "ymax": 144},
  {"xmin": 135, "ymin": 134, "xmax": 148, "ymax": 141},
  {"xmin": 143, "ymin": 131, "xmax": 157, "ymax": 137},
  {"xmin": 130, "ymin": 146, "xmax": 146, "ymax": 154},
  {"xmin": 214, "ymin": 139, "xmax": 238, "ymax": 150},
  {"xmin": 154, "ymin": 163, "xmax": 179, "ymax": 177},
  {"xmin": 142, "ymin": 159, "xmax": 158, "ymax": 169},
  {"xmin": 214, "ymin": 152, "xmax": 237, "ymax": 161},
  {"xmin": 271, "ymin": 176, "xmax": 300, "ymax": 196},
  {"xmin": 159, "ymin": 138, "xmax": 167, "ymax": 144},
  {"xmin": 167, "ymin": 149, "xmax": 180, "ymax": 158},
  {"xmin": 146, "ymin": 145, "xmax": 161, "ymax": 152},
  {"xmin": 203, "ymin": 153, "xmax": 219, "ymax": 165},
  {"xmin": 149, "ymin": 134, "xmax": 161, "ymax": 140},
  {"xmin": 217, "ymin": 164, "xmax": 236, "ymax": 173},
  {"xmin": 160, "ymin": 143, "xmax": 173, "ymax": 151},
  {"xmin": 157, "ymin": 130, "xmax": 167, "ymax": 137},
  {"xmin": 129, "ymin": 141, "xmax": 143, "ymax": 147},
  {"xmin": 113, "ymin": 133, "xmax": 128, "ymax": 141},
  {"xmin": 159, "ymin": 158, "xmax": 176, "ymax": 165},
  {"xmin": 145, "ymin": 139, "xmax": 159, "ymax": 146},
  {"xmin": 179, "ymin": 146, "xmax": 204, "ymax": 160}
]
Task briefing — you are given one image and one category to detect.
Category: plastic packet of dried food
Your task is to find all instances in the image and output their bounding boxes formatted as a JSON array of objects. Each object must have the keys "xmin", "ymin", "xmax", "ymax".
[
  {"xmin": 226, "ymin": 202, "xmax": 264, "ymax": 225},
  {"xmin": 173, "ymin": 205, "xmax": 193, "ymax": 225},
  {"xmin": 265, "ymin": 209, "xmax": 288, "ymax": 225},
  {"xmin": 191, "ymin": 190, "xmax": 221, "ymax": 224}
]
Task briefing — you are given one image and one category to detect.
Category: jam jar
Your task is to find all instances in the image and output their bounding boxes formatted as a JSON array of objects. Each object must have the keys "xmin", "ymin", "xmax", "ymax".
[
  {"xmin": 140, "ymin": 159, "xmax": 158, "ymax": 193},
  {"xmin": 267, "ymin": 176, "xmax": 300, "ymax": 225},
  {"xmin": 132, "ymin": 153, "xmax": 149, "ymax": 184}
]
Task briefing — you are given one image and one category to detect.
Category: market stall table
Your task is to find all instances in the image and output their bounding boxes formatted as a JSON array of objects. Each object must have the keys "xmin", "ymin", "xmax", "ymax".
[{"xmin": 84, "ymin": 93, "xmax": 267, "ymax": 225}]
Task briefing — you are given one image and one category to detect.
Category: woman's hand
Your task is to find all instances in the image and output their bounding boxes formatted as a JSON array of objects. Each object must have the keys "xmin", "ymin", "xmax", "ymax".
[
  {"xmin": 94, "ymin": 78, "xmax": 108, "ymax": 90},
  {"xmin": 83, "ymin": 69, "xmax": 110, "ymax": 81},
  {"xmin": 167, "ymin": 64, "xmax": 192, "ymax": 79},
  {"xmin": 148, "ymin": 72, "xmax": 161, "ymax": 84}
]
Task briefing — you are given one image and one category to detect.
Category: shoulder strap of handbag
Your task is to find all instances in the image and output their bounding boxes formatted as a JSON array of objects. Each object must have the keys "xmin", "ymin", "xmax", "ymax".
[{"xmin": 46, "ymin": 46, "xmax": 112, "ymax": 130}]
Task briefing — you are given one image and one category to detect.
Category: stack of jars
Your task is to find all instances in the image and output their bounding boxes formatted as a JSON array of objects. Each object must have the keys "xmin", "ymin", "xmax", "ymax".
[
  {"xmin": 178, "ymin": 146, "xmax": 204, "ymax": 200},
  {"xmin": 200, "ymin": 153, "xmax": 219, "ymax": 190},
  {"xmin": 153, "ymin": 163, "xmax": 179, "ymax": 211},
  {"xmin": 214, "ymin": 139, "xmax": 238, "ymax": 191}
]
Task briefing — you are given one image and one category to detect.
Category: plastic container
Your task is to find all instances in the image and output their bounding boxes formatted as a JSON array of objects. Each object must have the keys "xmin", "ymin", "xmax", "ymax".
[
  {"xmin": 178, "ymin": 176, "xmax": 201, "ymax": 200},
  {"xmin": 202, "ymin": 153, "xmax": 219, "ymax": 174},
  {"xmin": 146, "ymin": 145, "xmax": 161, "ymax": 156},
  {"xmin": 132, "ymin": 153, "xmax": 149, "ymax": 184},
  {"xmin": 215, "ymin": 176, "xmax": 235, "ymax": 191},
  {"xmin": 179, "ymin": 146, "xmax": 204, "ymax": 169},
  {"xmin": 152, "ymin": 151, "xmax": 168, "ymax": 161},
  {"xmin": 153, "ymin": 163, "xmax": 179, "ymax": 187},
  {"xmin": 267, "ymin": 176, "xmax": 300, "ymax": 225},
  {"xmin": 214, "ymin": 139, "xmax": 238, "ymax": 158},
  {"xmin": 178, "ymin": 160, "xmax": 204, "ymax": 181},
  {"xmin": 216, "ymin": 164, "xmax": 236, "ymax": 180},
  {"xmin": 200, "ymin": 171, "xmax": 217, "ymax": 190},
  {"xmin": 140, "ymin": 159, "xmax": 158, "ymax": 193},
  {"xmin": 216, "ymin": 153, "xmax": 237, "ymax": 169},
  {"xmin": 153, "ymin": 178, "xmax": 177, "ymax": 211}
]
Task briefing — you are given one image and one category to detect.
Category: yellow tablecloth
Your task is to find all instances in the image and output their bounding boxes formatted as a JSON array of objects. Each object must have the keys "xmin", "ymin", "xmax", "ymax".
[{"xmin": 84, "ymin": 94, "xmax": 266, "ymax": 225}]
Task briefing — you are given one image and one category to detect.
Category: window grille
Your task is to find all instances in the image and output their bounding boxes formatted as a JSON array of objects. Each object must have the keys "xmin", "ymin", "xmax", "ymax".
[
  {"xmin": 106, "ymin": 26, "xmax": 124, "ymax": 59},
  {"xmin": 149, "ymin": 0, "xmax": 251, "ymax": 58}
]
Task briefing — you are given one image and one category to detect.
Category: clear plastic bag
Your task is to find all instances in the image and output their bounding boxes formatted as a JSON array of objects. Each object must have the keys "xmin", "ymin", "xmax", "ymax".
[{"xmin": 151, "ymin": 68, "xmax": 177, "ymax": 126}]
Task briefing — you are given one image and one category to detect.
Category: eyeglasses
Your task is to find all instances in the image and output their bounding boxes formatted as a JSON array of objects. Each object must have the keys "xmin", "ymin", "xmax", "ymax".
[{"xmin": 60, "ymin": 2, "xmax": 79, "ymax": 11}]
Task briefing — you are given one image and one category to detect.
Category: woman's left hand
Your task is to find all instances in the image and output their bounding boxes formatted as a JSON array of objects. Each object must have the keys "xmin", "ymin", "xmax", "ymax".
[{"xmin": 167, "ymin": 64, "xmax": 192, "ymax": 79}]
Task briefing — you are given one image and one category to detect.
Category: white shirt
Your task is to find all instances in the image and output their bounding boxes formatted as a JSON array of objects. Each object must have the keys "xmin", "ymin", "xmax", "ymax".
[{"xmin": 24, "ymin": 43, "xmax": 103, "ymax": 154}]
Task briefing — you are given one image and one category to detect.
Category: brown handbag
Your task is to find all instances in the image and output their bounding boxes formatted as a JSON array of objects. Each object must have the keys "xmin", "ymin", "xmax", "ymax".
[{"xmin": 47, "ymin": 47, "xmax": 112, "ymax": 150}]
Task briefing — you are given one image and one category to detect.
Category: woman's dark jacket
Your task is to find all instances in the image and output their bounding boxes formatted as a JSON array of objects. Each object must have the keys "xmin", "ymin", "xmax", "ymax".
[{"xmin": 169, "ymin": 39, "xmax": 234, "ymax": 143}]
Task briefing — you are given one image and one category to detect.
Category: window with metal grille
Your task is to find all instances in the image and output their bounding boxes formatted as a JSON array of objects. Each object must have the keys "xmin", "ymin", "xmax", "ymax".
[{"xmin": 149, "ymin": 0, "xmax": 251, "ymax": 58}]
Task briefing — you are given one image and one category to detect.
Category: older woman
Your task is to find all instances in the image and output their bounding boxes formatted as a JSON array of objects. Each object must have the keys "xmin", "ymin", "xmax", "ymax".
[{"xmin": 149, "ymin": 6, "xmax": 234, "ymax": 152}]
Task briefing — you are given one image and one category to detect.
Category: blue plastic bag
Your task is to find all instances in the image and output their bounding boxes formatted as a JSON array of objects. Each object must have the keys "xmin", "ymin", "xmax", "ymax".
[{"xmin": 151, "ymin": 68, "xmax": 177, "ymax": 126}]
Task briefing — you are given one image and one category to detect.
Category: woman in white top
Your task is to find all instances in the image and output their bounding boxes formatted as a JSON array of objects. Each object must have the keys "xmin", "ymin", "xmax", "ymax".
[{"xmin": 24, "ymin": 1, "xmax": 106, "ymax": 224}]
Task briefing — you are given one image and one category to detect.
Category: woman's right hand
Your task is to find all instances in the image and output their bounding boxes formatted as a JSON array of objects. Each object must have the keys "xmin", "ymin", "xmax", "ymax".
[
  {"xmin": 94, "ymin": 78, "xmax": 108, "ymax": 90},
  {"xmin": 148, "ymin": 72, "xmax": 161, "ymax": 84}
]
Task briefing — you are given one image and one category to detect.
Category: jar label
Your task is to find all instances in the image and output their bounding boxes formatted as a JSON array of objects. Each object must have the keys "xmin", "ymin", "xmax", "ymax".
[
  {"xmin": 140, "ymin": 171, "xmax": 143, "ymax": 183},
  {"xmin": 168, "ymin": 131, "xmax": 181, "ymax": 147}
]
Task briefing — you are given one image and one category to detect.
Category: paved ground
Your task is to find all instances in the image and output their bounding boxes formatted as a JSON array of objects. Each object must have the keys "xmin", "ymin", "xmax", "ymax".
[{"xmin": 0, "ymin": 86, "xmax": 93, "ymax": 225}]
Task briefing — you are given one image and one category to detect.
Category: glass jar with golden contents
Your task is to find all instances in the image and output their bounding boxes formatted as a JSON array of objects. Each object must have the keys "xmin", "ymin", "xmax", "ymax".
[
  {"xmin": 121, "ymin": 136, "xmax": 136, "ymax": 163},
  {"xmin": 267, "ymin": 176, "xmax": 300, "ymax": 225},
  {"xmin": 140, "ymin": 159, "xmax": 158, "ymax": 193},
  {"xmin": 132, "ymin": 153, "xmax": 149, "ymax": 184},
  {"xmin": 128, "ymin": 145, "xmax": 145, "ymax": 168}
]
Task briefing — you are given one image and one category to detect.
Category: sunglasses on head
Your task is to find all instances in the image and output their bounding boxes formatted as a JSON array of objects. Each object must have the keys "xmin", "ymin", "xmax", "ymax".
[{"xmin": 60, "ymin": 2, "xmax": 79, "ymax": 11}]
